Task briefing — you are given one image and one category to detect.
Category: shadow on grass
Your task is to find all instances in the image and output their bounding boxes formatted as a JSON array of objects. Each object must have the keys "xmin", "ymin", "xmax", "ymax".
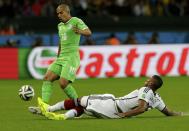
[{"xmin": 32, "ymin": 115, "xmax": 173, "ymax": 121}]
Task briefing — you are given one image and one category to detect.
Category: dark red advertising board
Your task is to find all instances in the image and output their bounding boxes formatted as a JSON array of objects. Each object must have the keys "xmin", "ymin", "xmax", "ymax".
[{"xmin": 0, "ymin": 48, "xmax": 18, "ymax": 79}]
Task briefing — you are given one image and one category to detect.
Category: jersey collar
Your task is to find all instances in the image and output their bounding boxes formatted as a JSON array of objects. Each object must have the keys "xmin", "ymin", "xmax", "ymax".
[{"xmin": 65, "ymin": 17, "xmax": 74, "ymax": 24}]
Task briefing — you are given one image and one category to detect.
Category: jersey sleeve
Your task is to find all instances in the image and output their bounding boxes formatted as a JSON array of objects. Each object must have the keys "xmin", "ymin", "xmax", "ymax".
[
  {"xmin": 76, "ymin": 18, "xmax": 88, "ymax": 30},
  {"xmin": 155, "ymin": 94, "xmax": 166, "ymax": 111},
  {"xmin": 138, "ymin": 87, "xmax": 153, "ymax": 103}
]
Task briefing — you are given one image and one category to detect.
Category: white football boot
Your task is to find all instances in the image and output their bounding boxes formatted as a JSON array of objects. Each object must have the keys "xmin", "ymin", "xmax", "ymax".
[{"xmin": 28, "ymin": 106, "xmax": 41, "ymax": 114}]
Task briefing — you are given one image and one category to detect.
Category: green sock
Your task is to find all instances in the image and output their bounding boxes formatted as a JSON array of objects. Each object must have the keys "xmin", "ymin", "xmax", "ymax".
[
  {"xmin": 64, "ymin": 84, "xmax": 78, "ymax": 99},
  {"xmin": 42, "ymin": 81, "xmax": 53, "ymax": 103}
]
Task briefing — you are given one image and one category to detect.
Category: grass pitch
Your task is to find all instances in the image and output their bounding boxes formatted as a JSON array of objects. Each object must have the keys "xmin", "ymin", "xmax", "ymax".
[{"xmin": 0, "ymin": 76, "xmax": 189, "ymax": 131}]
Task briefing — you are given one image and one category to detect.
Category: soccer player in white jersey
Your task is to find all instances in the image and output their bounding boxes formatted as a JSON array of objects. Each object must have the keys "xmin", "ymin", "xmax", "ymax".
[{"xmin": 38, "ymin": 75, "xmax": 185, "ymax": 120}]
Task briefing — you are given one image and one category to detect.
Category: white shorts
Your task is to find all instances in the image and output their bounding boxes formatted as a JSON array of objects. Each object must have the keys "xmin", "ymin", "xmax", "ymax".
[{"xmin": 80, "ymin": 94, "xmax": 121, "ymax": 119}]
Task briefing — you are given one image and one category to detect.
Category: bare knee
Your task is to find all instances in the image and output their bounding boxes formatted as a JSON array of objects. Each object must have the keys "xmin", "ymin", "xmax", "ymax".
[
  {"xmin": 44, "ymin": 74, "xmax": 50, "ymax": 81},
  {"xmin": 59, "ymin": 78, "xmax": 69, "ymax": 89},
  {"xmin": 44, "ymin": 71, "xmax": 59, "ymax": 82}
]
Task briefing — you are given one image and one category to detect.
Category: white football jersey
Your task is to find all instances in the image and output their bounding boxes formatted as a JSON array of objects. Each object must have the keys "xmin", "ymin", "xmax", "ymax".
[{"xmin": 115, "ymin": 87, "xmax": 166, "ymax": 113}]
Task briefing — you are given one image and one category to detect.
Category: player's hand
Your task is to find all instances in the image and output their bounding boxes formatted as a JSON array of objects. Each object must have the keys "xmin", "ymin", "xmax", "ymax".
[
  {"xmin": 72, "ymin": 26, "xmax": 81, "ymax": 34},
  {"xmin": 115, "ymin": 112, "xmax": 126, "ymax": 118}
]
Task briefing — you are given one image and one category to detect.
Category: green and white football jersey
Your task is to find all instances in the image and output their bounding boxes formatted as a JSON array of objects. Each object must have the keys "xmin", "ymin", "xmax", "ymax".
[
  {"xmin": 58, "ymin": 17, "xmax": 88, "ymax": 54},
  {"xmin": 48, "ymin": 17, "xmax": 89, "ymax": 82}
]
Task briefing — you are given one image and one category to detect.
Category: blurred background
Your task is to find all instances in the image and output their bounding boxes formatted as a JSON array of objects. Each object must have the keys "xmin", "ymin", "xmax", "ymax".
[{"xmin": 0, "ymin": 0, "xmax": 189, "ymax": 79}]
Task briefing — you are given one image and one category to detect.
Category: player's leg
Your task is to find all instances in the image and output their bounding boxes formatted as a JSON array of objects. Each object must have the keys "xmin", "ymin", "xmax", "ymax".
[
  {"xmin": 59, "ymin": 78, "xmax": 78, "ymax": 99},
  {"xmin": 46, "ymin": 106, "xmax": 84, "ymax": 120},
  {"xmin": 29, "ymin": 62, "xmax": 60, "ymax": 114},
  {"xmin": 64, "ymin": 106, "xmax": 84, "ymax": 119},
  {"xmin": 41, "ymin": 61, "xmax": 61, "ymax": 103},
  {"xmin": 59, "ymin": 54, "xmax": 80, "ymax": 99},
  {"xmin": 59, "ymin": 63, "xmax": 78, "ymax": 99},
  {"xmin": 42, "ymin": 70, "xmax": 59, "ymax": 103},
  {"xmin": 38, "ymin": 97, "xmax": 83, "ymax": 120},
  {"xmin": 81, "ymin": 94, "xmax": 120, "ymax": 118},
  {"xmin": 38, "ymin": 97, "xmax": 49, "ymax": 115},
  {"xmin": 59, "ymin": 96, "xmax": 87, "ymax": 119},
  {"xmin": 48, "ymin": 98, "xmax": 80, "ymax": 112},
  {"xmin": 37, "ymin": 97, "xmax": 65, "ymax": 120},
  {"xmin": 38, "ymin": 97, "xmax": 81, "ymax": 112}
]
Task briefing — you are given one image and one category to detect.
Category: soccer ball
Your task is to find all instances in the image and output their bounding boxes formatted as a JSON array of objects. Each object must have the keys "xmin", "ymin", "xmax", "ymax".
[{"xmin": 19, "ymin": 85, "xmax": 35, "ymax": 101}]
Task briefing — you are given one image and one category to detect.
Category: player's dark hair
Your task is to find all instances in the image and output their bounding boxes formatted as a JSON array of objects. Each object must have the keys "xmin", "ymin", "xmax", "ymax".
[{"xmin": 152, "ymin": 75, "xmax": 163, "ymax": 89}]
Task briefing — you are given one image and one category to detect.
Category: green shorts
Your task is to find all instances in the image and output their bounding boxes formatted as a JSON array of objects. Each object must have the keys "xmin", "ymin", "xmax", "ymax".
[{"xmin": 48, "ymin": 53, "xmax": 80, "ymax": 82}]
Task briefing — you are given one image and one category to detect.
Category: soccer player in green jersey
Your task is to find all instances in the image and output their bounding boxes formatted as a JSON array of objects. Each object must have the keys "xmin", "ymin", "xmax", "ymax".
[{"xmin": 29, "ymin": 4, "xmax": 92, "ymax": 114}]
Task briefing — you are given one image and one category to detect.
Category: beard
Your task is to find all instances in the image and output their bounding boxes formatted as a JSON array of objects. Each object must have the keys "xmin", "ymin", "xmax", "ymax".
[{"xmin": 59, "ymin": 18, "xmax": 62, "ymax": 21}]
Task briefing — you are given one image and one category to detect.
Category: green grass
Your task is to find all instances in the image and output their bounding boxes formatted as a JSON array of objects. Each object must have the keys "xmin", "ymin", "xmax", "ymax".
[{"xmin": 0, "ymin": 76, "xmax": 189, "ymax": 131}]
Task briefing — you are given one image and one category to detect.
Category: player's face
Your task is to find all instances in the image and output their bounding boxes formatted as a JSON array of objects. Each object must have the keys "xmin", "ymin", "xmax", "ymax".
[
  {"xmin": 144, "ymin": 78, "xmax": 150, "ymax": 86},
  {"xmin": 56, "ymin": 7, "xmax": 67, "ymax": 22},
  {"xmin": 144, "ymin": 77, "xmax": 156, "ymax": 87}
]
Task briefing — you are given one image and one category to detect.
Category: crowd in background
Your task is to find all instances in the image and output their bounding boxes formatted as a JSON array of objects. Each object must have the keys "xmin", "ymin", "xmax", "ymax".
[
  {"xmin": 0, "ymin": 0, "xmax": 189, "ymax": 18},
  {"xmin": 1, "ymin": 0, "xmax": 189, "ymax": 47},
  {"xmin": 82, "ymin": 32, "xmax": 159, "ymax": 45},
  {"xmin": 0, "ymin": 31, "xmax": 171, "ymax": 47}
]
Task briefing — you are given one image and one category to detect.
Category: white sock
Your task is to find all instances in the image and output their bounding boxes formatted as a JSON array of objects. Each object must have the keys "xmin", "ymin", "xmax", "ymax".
[
  {"xmin": 64, "ymin": 109, "xmax": 77, "ymax": 119},
  {"xmin": 48, "ymin": 101, "xmax": 65, "ymax": 112}
]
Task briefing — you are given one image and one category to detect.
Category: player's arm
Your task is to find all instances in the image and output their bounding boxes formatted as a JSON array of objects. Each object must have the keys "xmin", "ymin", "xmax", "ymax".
[
  {"xmin": 116, "ymin": 99, "xmax": 148, "ymax": 118},
  {"xmin": 161, "ymin": 107, "xmax": 183, "ymax": 116},
  {"xmin": 72, "ymin": 26, "xmax": 92, "ymax": 36}
]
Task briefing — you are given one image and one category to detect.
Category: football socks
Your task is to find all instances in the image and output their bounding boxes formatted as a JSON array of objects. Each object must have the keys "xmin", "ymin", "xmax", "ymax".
[
  {"xmin": 48, "ymin": 101, "xmax": 65, "ymax": 112},
  {"xmin": 64, "ymin": 84, "xmax": 78, "ymax": 99},
  {"xmin": 42, "ymin": 81, "xmax": 53, "ymax": 103}
]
